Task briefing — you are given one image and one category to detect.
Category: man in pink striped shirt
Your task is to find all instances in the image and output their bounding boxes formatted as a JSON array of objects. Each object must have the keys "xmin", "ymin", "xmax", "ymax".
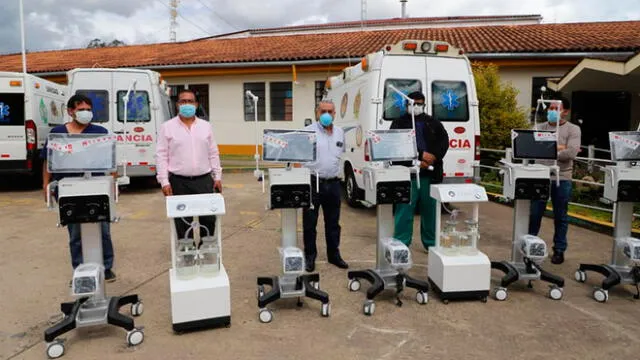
[{"xmin": 156, "ymin": 89, "xmax": 222, "ymax": 241}]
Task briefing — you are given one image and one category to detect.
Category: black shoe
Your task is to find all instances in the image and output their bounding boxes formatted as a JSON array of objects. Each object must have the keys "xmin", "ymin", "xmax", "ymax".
[
  {"xmin": 551, "ymin": 252, "xmax": 564, "ymax": 265},
  {"xmin": 305, "ymin": 260, "xmax": 315, "ymax": 273},
  {"xmin": 328, "ymin": 256, "xmax": 349, "ymax": 269},
  {"xmin": 105, "ymin": 269, "xmax": 117, "ymax": 282}
]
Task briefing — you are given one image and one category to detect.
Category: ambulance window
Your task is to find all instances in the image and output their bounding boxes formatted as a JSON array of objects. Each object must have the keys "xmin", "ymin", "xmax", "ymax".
[
  {"xmin": 431, "ymin": 81, "xmax": 469, "ymax": 122},
  {"xmin": 382, "ymin": 79, "xmax": 422, "ymax": 121},
  {"xmin": 117, "ymin": 91, "xmax": 150, "ymax": 122},
  {"xmin": 0, "ymin": 93, "xmax": 25, "ymax": 126},
  {"xmin": 75, "ymin": 90, "xmax": 108, "ymax": 123}
]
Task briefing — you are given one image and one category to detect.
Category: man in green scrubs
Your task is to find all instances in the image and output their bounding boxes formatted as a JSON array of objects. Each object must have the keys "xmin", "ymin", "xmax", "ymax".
[{"xmin": 390, "ymin": 91, "xmax": 449, "ymax": 251}]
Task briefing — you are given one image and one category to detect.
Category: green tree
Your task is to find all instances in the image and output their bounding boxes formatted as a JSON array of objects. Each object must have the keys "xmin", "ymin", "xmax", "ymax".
[
  {"xmin": 87, "ymin": 38, "xmax": 126, "ymax": 48},
  {"xmin": 472, "ymin": 63, "xmax": 530, "ymax": 150}
]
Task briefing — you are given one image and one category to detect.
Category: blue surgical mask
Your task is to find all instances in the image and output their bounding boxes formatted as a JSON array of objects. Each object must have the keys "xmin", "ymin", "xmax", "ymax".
[
  {"xmin": 179, "ymin": 104, "xmax": 196, "ymax": 118},
  {"xmin": 547, "ymin": 110, "xmax": 559, "ymax": 123},
  {"xmin": 319, "ymin": 113, "xmax": 333, "ymax": 127}
]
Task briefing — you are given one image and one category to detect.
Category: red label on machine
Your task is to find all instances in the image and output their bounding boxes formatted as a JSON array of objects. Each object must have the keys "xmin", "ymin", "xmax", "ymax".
[
  {"xmin": 612, "ymin": 134, "xmax": 640, "ymax": 150},
  {"xmin": 116, "ymin": 134, "xmax": 153, "ymax": 143},
  {"xmin": 449, "ymin": 139, "xmax": 471, "ymax": 149}
]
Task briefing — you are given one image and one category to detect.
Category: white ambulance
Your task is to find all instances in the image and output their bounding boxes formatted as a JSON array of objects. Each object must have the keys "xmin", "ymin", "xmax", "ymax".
[
  {"xmin": 66, "ymin": 68, "xmax": 174, "ymax": 178},
  {"xmin": 0, "ymin": 72, "xmax": 67, "ymax": 183},
  {"xmin": 324, "ymin": 39, "xmax": 481, "ymax": 207}
]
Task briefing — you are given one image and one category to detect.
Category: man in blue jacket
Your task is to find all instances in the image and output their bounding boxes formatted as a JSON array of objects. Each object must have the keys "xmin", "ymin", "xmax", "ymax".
[{"xmin": 41, "ymin": 94, "xmax": 116, "ymax": 283}]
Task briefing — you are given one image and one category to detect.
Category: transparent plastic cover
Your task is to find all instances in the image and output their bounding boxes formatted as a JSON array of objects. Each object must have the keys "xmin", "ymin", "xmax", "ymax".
[
  {"xmin": 262, "ymin": 129, "xmax": 316, "ymax": 163},
  {"xmin": 609, "ymin": 131, "xmax": 640, "ymax": 162},
  {"xmin": 47, "ymin": 133, "xmax": 116, "ymax": 173},
  {"xmin": 511, "ymin": 129, "xmax": 557, "ymax": 160},
  {"xmin": 367, "ymin": 129, "xmax": 417, "ymax": 161}
]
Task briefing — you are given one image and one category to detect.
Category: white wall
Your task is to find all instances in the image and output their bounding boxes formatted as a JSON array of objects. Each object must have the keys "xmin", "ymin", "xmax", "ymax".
[
  {"xmin": 168, "ymin": 72, "xmax": 332, "ymax": 147},
  {"xmin": 498, "ymin": 65, "xmax": 572, "ymax": 118}
]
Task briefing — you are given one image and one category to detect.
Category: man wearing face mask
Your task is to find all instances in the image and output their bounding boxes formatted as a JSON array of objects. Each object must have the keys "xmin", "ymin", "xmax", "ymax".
[
  {"xmin": 41, "ymin": 94, "xmax": 117, "ymax": 283},
  {"xmin": 302, "ymin": 100, "xmax": 348, "ymax": 272},
  {"xmin": 390, "ymin": 91, "xmax": 449, "ymax": 253},
  {"xmin": 156, "ymin": 89, "xmax": 222, "ymax": 243},
  {"xmin": 528, "ymin": 96, "xmax": 581, "ymax": 265}
]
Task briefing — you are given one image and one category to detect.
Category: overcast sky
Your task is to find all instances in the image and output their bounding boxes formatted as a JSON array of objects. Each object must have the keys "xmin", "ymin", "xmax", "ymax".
[{"xmin": 1, "ymin": 0, "xmax": 638, "ymax": 54}]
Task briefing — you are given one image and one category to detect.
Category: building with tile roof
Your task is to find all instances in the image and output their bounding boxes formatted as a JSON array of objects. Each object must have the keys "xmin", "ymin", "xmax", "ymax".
[{"xmin": 0, "ymin": 16, "xmax": 638, "ymax": 154}]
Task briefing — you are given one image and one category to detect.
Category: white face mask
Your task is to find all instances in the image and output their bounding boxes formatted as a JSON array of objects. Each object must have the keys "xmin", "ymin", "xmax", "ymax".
[
  {"xmin": 75, "ymin": 110, "xmax": 93, "ymax": 124},
  {"xmin": 410, "ymin": 104, "xmax": 425, "ymax": 116}
]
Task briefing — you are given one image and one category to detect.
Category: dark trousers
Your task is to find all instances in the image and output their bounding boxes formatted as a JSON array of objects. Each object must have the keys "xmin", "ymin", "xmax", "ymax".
[
  {"xmin": 169, "ymin": 173, "xmax": 216, "ymax": 240},
  {"xmin": 302, "ymin": 178, "xmax": 342, "ymax": 262},
  {"xmin": 67, "ymin": 222, "xmax": 114, "ymax": 271}
]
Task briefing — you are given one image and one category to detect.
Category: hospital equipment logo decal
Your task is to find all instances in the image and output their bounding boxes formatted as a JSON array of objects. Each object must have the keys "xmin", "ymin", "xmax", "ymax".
[
  {"xmin": 353, "ymin": 90, "xmax": 362, "ymax": 119},
  {"xmin": 0, "ymin": 102, "xmax": 10, "ymax": 123},
  {"xmin": 393, "ymin": 91, "xmax": 408, "ymax": 116},
  {"xmin": 440, "ymin": 89, "xmax": 460, "ymax": 112},
  {"xmin": 340, "ymin": 93, "xmax": 348, "ymax": 118}
]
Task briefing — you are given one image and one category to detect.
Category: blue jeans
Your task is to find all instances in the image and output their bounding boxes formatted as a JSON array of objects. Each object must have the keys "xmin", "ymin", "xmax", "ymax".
[
  {"xmin": 67, "ymin": 222, "xmax": 114, "ymax": 271},
  {"xmin": 529, "ymin": 180, "xmax": 572, "ymax": 254}
]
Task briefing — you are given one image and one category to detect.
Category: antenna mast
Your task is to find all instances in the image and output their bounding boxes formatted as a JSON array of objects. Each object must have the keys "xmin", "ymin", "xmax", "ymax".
[
  {"xmin": 361, "ymin": 0, "xmax": 367, "ymax": 29},
  {"xmin": 170, "ymin": 0, "xmax": 179, "ymax": 42}
]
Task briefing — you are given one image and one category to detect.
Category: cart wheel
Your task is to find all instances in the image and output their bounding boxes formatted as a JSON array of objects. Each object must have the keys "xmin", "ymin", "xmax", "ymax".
[
  {"xmin": 46, "ymin": 340, "xmax": 65, "ymax": 359},
  {"xmin": 131, "ymin": 301, "xmax": 144, "ymax": 317},
  {"xmin": 549, "ymin": 286, "xmax": 563, "ymax": 301},
  {"xmin": 493, "ymin": 287, "xmax": 508, "ymax": 301},
  {"xmin": 363, "ymin": 300, "xmax": 375, "ymax": 316},
  {"xmin": 593, "ymin": 288, "xmax": 609, "ymax": 303},
  {"xmin": 415, "ymin": 291, "xmax": 428, "ymax": 305},
  {"xmin": 321, "ymin": 303, "xmax": 331, "ymax": 317},
  {"xmin": 259, "ymin": 308, "xmax": 273, "ymax": 323},
  {"xmin": 348, "ymin": 279, "xmax": 361, "ymax": 292},
  {"xmin": 126, "ymin": 328, "xmax": 144, "ymax": 346}
]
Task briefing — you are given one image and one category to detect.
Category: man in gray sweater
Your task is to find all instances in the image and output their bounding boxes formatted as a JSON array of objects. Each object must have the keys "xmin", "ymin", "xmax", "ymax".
[{"xmin": 529, "ymin": 96, "xmax": 581, "ymax": 265}]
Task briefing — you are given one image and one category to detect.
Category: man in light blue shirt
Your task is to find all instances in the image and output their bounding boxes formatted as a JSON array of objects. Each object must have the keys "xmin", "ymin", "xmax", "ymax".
[{"xmin": 303, "ymin": 100, "xmax": 348, "ymax": 272}]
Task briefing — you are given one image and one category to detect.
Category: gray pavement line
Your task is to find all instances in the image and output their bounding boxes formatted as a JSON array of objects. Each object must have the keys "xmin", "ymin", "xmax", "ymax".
[
  {"xmin": 347, "ymin": 324, "xmax": 412, "ymax": 340},
  {"xmin": 4, "ymin": 226, "xmax": 252, "ymax": 360},
  {"xmin": 379, "ymin": 339, "xmax": 410, "ymax": 360},
  {"xmin": 560, "ymin": 300, "xmax": 640, "ymax": 343}
]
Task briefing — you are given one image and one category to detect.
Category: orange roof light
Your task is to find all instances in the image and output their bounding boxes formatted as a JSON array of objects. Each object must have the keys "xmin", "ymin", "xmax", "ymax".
[
  {"xmin": 9, "ymin": 80, "xmax": 22, "ymax": 87},
  {"xmin": 435, "ymin": 44, "xmax": 449, "ymax": 52},
  {"xmin": 361, "ymin": 57, "xmax": 369, "ymax": 71},
  {"xmin": 403, "ymin": 42, "xmax": 418, "ymax": 51}
]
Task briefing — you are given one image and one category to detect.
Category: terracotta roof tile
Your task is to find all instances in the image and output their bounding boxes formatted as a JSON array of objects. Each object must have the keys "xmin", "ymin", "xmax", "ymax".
[{"xmin": 0, "ymin": 20, "xmax": 639, "ymax": 74}]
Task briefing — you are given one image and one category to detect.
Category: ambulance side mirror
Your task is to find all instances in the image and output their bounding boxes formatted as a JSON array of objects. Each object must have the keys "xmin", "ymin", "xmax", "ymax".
[{"xmin": 304, "ymin": 118, "xmax": 312, "ymax": 126}]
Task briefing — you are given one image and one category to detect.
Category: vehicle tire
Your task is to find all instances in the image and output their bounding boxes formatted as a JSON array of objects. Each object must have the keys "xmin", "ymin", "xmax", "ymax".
[{"xmin": 344, "ymin": 164, "xmax": 363, "ymax": 208}]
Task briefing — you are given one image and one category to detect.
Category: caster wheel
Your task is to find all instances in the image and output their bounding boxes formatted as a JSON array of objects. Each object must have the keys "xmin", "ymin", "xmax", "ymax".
[
  {"xmin": 257, "ymin": 285, "xmax": 265, "ymax": 300},
  {"xmin": 443, "ymin": 299, "xmax": 449, "ymax": 305},
  {"xmin": 574, "ymin": 270, "xmax": 587, "ymax": 283},
  {"xmin": 259, "ymin": 308, "xmax": 273, "ymax": 323},
  {"xmin": 348, "ymin": 279, "xmax": 361, "ymax": 292},
  {"xmin": 131, "ymin": 302, "xmax": 144, "ymax": 317},
  {"xmin": 363, "ymin": 300, "xmax": 375, "ymax": 316},
  {"xmin": 493, "ymin": 287, "xmax": 508, "ymax": 301},
  {"xmin": 297, "ymin": 297, "xmax": 303, "ymax": 307},
  {"xmin": 321, "ymin": 303, "xmax": 331, "ymax": 317},
  {"xmin": 481, "ymin": 296, "xmax": 488, "ymax": 303},
  {"xmin": 46, "ymin": 340, "xmax": 65, "ymax": 359},
  {"xmin": 593, "ymin": 288, "xmax": 609, "ymax": 303},
  {"xmin": 549, "ymin": 287, "xmax": 563, "ymax": 300},
  {"xmin": 126, "ymin": 328, "xmax": 144, "ymax": 346},
  {"xmin": 415, "ymin": 291, "xmax": 428, "ymax": 305}
]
